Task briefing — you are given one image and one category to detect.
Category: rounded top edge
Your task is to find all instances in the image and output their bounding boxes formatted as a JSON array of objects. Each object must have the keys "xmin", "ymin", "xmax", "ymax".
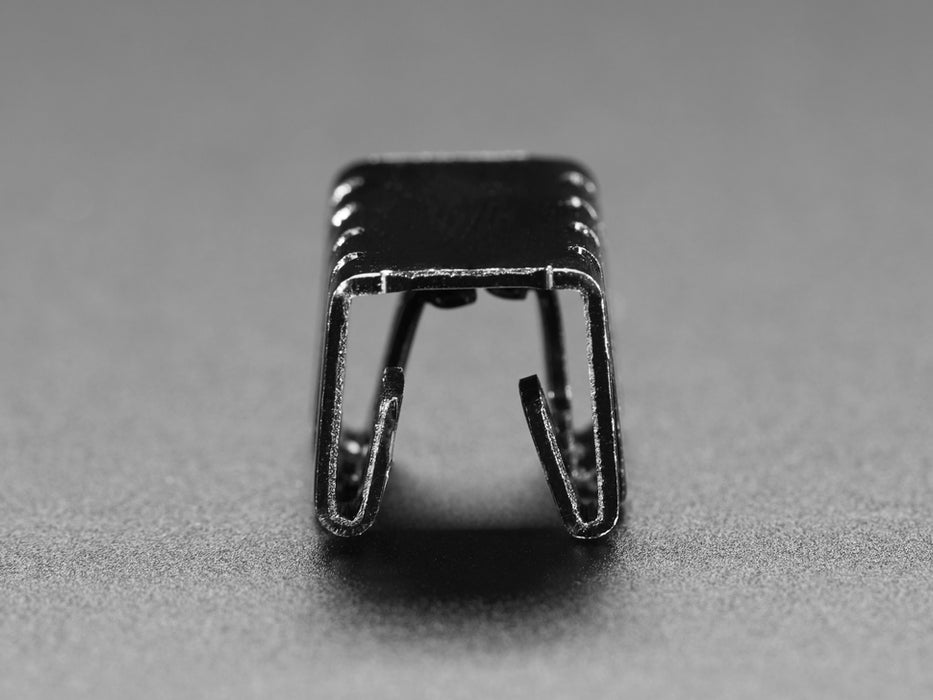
[{"xmin": 329, "ymin": 152, "xmax": 596, "ymax": 192}]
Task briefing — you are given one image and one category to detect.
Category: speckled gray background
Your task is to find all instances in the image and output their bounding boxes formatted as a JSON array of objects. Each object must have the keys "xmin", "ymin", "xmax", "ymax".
[{"xmin": 1, "ymin": 1, "xmax": 932, "ymax": 697}]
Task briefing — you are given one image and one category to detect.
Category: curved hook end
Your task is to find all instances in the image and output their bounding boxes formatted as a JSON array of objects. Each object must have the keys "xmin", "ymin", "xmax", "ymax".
[
  {"xmin": 319, "ymin": 366, "xmax": 405, "ymax": 537},
  {"xmin": 519, "ymin": 374, "xmax": 615, "ymax": 539}
]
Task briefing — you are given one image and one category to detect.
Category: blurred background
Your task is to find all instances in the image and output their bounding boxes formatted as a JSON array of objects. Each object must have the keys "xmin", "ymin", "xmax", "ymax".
[{"xmin": 1, "ymin": 1, "xmax": 931, "ymax": 698}]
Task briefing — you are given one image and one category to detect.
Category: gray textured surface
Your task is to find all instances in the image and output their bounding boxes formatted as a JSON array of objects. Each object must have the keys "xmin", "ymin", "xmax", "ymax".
[{"xmin": 1, "ymin": 1, "xmax": 932, "ymax": 697}]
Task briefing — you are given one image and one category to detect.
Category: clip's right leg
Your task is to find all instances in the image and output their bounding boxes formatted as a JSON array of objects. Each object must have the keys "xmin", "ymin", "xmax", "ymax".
[{"xmin": 519, "ymin": 287, "xmax": 623, "ymax": 539}]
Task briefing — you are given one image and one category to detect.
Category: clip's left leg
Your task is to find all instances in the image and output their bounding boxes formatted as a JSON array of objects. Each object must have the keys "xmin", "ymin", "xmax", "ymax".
[{"xmin": 314, "ymin": 291, "xmax": 426, "ymax": 536}]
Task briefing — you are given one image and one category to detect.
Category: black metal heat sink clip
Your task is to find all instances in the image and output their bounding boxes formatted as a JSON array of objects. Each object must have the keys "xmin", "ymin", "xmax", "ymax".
[{"xmin": 312, "ymin": 154, "xmax": 625, "ymax": 539}]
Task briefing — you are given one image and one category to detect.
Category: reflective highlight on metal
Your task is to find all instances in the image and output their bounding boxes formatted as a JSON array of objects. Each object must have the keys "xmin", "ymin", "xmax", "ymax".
[{"xmin": 312, "ymin": 154, "xmax": 625, "ymax": 539}]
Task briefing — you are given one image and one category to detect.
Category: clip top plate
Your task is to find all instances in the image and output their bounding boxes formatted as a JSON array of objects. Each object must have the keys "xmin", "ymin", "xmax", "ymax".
[{"xmin": 327, "ymin": 155, "xmax": 604, "ymax": 293}]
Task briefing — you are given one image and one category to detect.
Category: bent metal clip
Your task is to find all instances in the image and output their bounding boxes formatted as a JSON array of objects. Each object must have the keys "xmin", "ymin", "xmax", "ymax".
[{"xmin": 312, "ymin": 153, "xmax": 625, "ymax": 539}]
